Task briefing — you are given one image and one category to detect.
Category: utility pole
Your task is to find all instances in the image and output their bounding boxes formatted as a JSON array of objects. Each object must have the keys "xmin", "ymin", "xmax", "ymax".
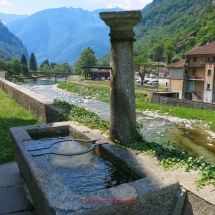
[{"xmin": 157, "ymin": 61, "xmax": 159, "ymax": 91}]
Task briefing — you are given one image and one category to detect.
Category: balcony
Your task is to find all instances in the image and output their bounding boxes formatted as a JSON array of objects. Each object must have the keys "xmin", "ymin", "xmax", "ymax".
[
  {"xmin": 185, "ymin": 75, "xmax": 205, "ymax": 81},
  {"xmin": 186, "ymin": 62, "xmax": 205, "ymax": 67}
]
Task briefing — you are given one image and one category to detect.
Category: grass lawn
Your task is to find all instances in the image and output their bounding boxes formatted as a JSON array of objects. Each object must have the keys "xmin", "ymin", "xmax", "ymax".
[{"xmin": 0, "ymin": 89, "xmax": 41, "ymax": 164}]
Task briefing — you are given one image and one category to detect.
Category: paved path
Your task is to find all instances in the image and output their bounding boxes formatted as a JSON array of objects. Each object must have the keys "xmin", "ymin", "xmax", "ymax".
[{"xmin": 0, "ymin": 162, "xmax": 35, "ymax": 215}]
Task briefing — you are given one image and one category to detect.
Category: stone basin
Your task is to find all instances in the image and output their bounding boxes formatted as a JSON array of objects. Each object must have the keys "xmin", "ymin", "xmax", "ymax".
[{"xmin": 10, "ymin": 121, "xmax": 180, "ymax": 215}]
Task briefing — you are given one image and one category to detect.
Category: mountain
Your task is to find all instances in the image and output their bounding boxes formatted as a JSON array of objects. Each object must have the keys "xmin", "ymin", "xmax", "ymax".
[
  {"xmin": 6, "ymin": 7, "xmax": 123, "ymax": 65},
  {"xmin": 134, "ymin": 0, "xmax": 215, "ymax": 62},
  {"xmin": 0, "ymin": 21, "xmax": 28, "ymax": 61},
  {"xmin": 0, "ymin": 13, "xmax": 28, "ymax": 24}
]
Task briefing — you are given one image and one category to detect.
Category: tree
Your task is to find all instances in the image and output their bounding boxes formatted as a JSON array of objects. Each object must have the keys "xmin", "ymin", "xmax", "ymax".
[
  {"xmin": 20, "ymin": 54, "xmax": 28, "ymax": 65},
  {"xmin": 152, "ymin": 43, "xmax": 164, "ymax": 62},
  {"xmin": 135, "ymin": 62, "xmax": 155, "ymax": 86},
  {"xmin": 74, "ymin": 47, "xmax": 97, "ymax": 76},
  {"xmin": 29, "ymin": 53, "xmax": 37, "ymax": 71},
  {"xmin": 40, "ymin": 59, "xmax": 50, "ymax": 67},
  {"xmin": 20, "ymin": 54, "xmax": 29, "ymax": 76},
  {"xmin": 53, "ymin": 63, "xmax": 72, "ymax": 73},
  {"xmin": 0, "ymin": 59, "xmax": 7, "ymax": 71},
  {"xmin": 7, "ymin": 59, "xmax": 22, "ymax": 76}
]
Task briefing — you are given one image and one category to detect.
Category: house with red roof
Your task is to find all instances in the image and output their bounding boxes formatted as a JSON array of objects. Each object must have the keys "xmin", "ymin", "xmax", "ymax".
[{"xmin": 168, "ymin": 41, "xmax": 215, "ymax": 103}]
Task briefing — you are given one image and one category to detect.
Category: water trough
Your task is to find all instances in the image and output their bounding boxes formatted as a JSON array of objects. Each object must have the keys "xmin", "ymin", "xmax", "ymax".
[{"xmin": 10, "ymin": 121, "xmax": 181, "ymax": 215}]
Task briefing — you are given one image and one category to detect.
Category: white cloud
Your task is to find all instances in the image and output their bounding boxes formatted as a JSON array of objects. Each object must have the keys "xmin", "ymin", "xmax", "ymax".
[
  {"xmin": 94, "ymin": 0, "xmax": 151, "ymax": 10},
  {"xmin": 0, "ymin": 0, "xmax": 10, "ymax": 6}
]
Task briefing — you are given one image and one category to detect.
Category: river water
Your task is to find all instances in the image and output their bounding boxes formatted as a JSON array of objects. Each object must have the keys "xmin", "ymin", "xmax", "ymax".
[{"xmin": 22, "ymin": 80, "xmax": 215, "ymax": 164}]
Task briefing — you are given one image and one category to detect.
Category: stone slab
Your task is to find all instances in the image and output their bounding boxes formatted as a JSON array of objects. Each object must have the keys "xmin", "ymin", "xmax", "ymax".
[
  {"xmin": 182, "ymin": 191, "xmax": 215, "ymax": 215},
  {"xmin": 0, "ymin": 185, "xmax": 32, "ymax": 214},
  {"xmin": 0, "ymin": 162, "xmax": 23, "ymax": 188}
]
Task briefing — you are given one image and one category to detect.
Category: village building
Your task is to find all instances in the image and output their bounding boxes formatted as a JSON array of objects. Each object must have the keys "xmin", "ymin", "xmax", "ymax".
[
  {"xmin": 82, "ymin": 66, "xmax": 110, "ymax": 80},
  {"xmin": 0, "ymin": 71, "xmax": 6, "ymax": 79},
  {"xmin": 89, "ymin": 67, "xmax": 110, "ymax": 80},
  {"xmin": 168, "ymin": 41, "xmax": 215, "ymax": 103}
]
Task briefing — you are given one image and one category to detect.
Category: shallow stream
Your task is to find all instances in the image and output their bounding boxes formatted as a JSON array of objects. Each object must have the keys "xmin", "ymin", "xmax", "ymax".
[{"xmin": 22, "ymin": 80, "xmax": 215, "ymax": 164}]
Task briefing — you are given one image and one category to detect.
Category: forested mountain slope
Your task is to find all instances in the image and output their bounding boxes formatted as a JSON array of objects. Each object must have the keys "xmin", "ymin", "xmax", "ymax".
[
  {"xmin": 134, "ymin": 0, "xmax": 215, "ymax": 62},
  {"xmin": 0, "ymin": 21, "xmax": 28, "ymax": 61}
]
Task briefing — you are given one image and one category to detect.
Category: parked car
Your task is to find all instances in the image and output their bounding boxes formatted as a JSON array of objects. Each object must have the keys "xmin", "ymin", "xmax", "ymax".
[
  {"xmin": 136, "ymin": 79, "xmax": 149, "ymax": 84},
  {"xmin": 148, "ymin": 80, "xmax": 158, "ymax": 85},
  {"xmin": 134, "ymin": 78, "xmax": 140, "ymax": 82}
]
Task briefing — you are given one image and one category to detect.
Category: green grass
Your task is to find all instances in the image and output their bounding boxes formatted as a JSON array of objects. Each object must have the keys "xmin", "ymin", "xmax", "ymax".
[
  {"xmin": 0, "ymin": 89, "xmax": 41, "ymax": 164},
  {"xmin": 137, "ymin": 101, "xmax": 215, "ymax": 130},
  {"xmin": 53, "ymin": 99, "xmax": 109, "ymax": 132}
]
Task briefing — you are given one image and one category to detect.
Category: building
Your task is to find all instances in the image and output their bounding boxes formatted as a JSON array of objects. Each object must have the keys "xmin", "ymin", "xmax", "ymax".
[
  {"xmin": 0, "ymin": 71, "xmax": 6, "ymax": 79},
  {"xmin": 89, "ymin": 67, "xmax": 110, "ymax": 80},
  {"xmin": 82, "ymin": 66, "xmax": 110, "ymax": 80},
  {"xmin": 168, "ymin": 41, "xmax": 215, "ymax": 103},
  {"xmin": 168, "ymin": 60, "xmax": 185, "ymax": 99}
]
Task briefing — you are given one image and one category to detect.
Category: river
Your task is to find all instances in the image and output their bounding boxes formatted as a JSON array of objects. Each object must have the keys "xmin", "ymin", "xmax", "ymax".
[{"xmin": 22, "ymin": 80, "xmax": 215, "ymax": 164}]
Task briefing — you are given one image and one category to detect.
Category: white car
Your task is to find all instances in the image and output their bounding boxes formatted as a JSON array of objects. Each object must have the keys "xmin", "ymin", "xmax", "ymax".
[{"xmin": 148, "ymin": 80, "xmax": 158, "ymax": 85}]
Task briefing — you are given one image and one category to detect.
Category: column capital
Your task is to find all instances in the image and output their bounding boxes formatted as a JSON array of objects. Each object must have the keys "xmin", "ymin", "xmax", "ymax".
[{"xmin": 99, "ymin": 11, "xmax": 142, "ymax": 41}]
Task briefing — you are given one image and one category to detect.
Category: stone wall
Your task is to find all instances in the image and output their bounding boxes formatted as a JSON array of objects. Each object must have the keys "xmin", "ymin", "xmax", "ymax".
[
  {"xmin": 152, "ymin": 95, "xmax": 215, "ymax": 110},
  {"xmin": 0, "ymin": 78, "xmax": 65, "ymax": 123}
]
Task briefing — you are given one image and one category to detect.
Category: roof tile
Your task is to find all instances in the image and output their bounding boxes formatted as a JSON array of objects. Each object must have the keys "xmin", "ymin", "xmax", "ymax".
[{"xmin": 185, "ymin": 41, "xmax": 215, "ymax": 55}]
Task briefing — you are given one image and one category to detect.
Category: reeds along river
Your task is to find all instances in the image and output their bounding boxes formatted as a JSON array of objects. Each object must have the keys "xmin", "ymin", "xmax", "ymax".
[{"xmin": 22, "ymin": 80, "xmax": 215, "ymax": 164}]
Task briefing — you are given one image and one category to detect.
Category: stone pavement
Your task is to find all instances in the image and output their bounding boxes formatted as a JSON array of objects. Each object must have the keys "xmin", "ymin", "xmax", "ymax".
[{"xmin": 0, "ymin": 162, "xmax": 35, "ymax": 215}]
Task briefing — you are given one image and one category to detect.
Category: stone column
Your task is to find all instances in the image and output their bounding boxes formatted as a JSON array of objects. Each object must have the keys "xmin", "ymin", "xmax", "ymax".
[{"xmin": 100, "ymin": 11, "xmax": 142, "ymax": 145}]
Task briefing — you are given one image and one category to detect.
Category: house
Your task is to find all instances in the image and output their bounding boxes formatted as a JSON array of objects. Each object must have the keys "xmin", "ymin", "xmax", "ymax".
[
  {"xmin": 144, "ymin": 62, "xmax": 169, "ymax": 78},
  {"xmin": 89, "ymin": 67, "xmax": 110, "ymax": 80},
  {"xmin": 153, "ymin": 62, "xmax": 169, "ymax": 78},
  {"xmin": 82, "ymin": 66, "xmax": 110, "ymax": 80},
  {"xmin": 168, "ymin": 41, "xmax": 215, "ymax": 103},
  {"xmin": 168, "ymin": 60, "xmax": 185, "ymax": 99}
]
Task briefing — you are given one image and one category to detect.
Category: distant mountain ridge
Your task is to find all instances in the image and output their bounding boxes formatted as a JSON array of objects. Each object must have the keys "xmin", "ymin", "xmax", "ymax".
[
  {"xmin": 6, "ymin": 7, "xmax": 123, "ymax": 65},
  {"xmin": 0, "ymin": 21, "xmax": 28, "ymax": 61},
  {"xmin": 0, "ymin": 13, "xmax": 28, "ymax": 24}
]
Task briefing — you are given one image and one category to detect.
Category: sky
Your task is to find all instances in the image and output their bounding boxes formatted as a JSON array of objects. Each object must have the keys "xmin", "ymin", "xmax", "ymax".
[{"xmin": 0, "ymin": 0, "xmax": 152, "ymax": 15}]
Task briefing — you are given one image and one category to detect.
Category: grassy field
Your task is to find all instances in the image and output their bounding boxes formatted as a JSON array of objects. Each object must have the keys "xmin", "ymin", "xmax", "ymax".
[{"xmin": 0, "ymin": 89, "xmax": 41, "ymax": 164}]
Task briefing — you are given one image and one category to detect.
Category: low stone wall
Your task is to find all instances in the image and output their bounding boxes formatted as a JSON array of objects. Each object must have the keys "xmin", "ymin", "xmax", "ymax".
[
  {"xmin": 152, "ymin": 95, "xmax": 215, "ymax": 110},
  {"xmin": 0, "ymin": 78, "xmax": 65, "ymax": 123}
]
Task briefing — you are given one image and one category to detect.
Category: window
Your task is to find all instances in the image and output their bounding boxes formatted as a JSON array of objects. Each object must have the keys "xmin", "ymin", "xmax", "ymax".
[
  {"xmin": 185, "ymin": 70, "xmax": 188, "ymax": 75},
  {"xmin": 208, "ymin": 70, "xmax": 211, "ymax": 76},
  {"xmin": 207, "ymin": 84, "xmax": 210, "ymax": 89},
  {"xmin": 192, "ymin": 70, "xmax": 196, "ymax": 75},
  {"xmin": 214, "ymin": 57, "xmax": 215, "ymax": 61},
  {"xmin": 193, "ymin": 57, "xmax": 197, "ymax": 62},
  {"xmin": 206, "ymin": 57, "xmax": 210, "ymax": 61}
]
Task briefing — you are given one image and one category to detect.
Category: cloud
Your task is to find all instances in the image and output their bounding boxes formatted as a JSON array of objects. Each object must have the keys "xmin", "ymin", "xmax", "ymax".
[
  {"xmin": 0, "ymin": 0, "xmax": 10, "ymax": 6},
  {"xmin": 94, "ymin": 0, "xmax": 151, "ymax": 10}
]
